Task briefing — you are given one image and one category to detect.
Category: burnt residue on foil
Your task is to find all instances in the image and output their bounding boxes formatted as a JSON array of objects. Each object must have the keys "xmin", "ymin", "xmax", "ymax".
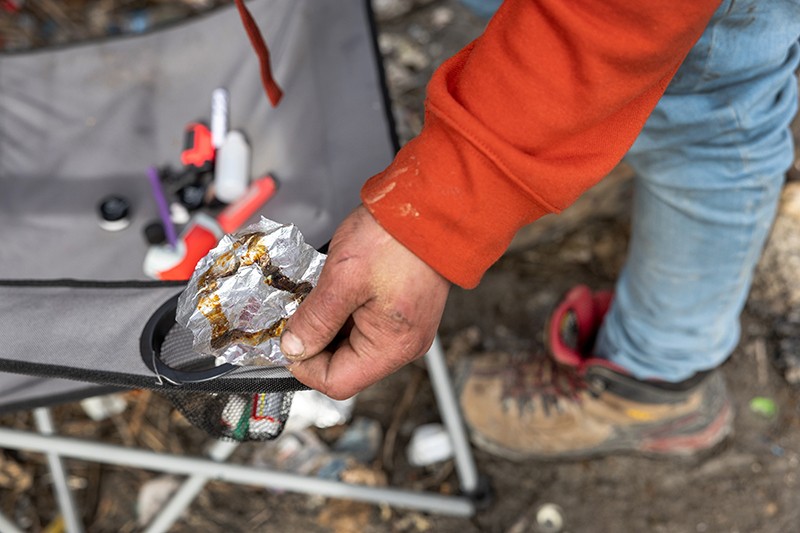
[
  {"xmin": 196, "ymin": 232, "xmax": 313, "ymax": 349},
  {"xmin": 176, "ymin": 218, "xmax": 326, "ymax": 367}
]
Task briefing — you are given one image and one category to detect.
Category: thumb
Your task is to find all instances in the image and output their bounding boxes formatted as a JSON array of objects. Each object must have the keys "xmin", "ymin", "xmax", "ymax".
[{"xmin": 280, "ymin": 272, "xmax": 361, "ymax": 362}]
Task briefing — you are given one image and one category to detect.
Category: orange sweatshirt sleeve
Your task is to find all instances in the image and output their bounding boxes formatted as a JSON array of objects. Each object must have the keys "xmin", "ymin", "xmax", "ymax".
[{"xmin": 361, "ymin": 0, "xmax": 721, "ymax": 288}]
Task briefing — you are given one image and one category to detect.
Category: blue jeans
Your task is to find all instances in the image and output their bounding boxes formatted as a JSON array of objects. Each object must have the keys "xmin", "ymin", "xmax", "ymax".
[{"xmin": 594, "ymin": 0, "xmax": 800, "ymax": 381}]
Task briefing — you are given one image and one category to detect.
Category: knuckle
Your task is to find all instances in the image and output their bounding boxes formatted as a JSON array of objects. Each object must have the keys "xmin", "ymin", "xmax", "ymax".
[
  {"xmin": 388, "ymin": 308, "xmax": 412, "ymax": 328},
  {"xmin": 384, "ymin": 312, "xmax": 433, "ymax": 355},
  {"xmin": 411, "ymin": 332, "xmax": 434, "ymax": 357},
  {"xmin": 376, "ymin": 301, "xmax": 415, "ymax": 336},
  {"xmin": 399, "ymin": 333, "xmax": 432, "ymax": 361}
]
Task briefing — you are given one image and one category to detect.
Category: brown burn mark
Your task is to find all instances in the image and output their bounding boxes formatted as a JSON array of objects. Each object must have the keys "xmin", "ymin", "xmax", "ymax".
[
  {"xmin": 210, "ymin": 317, "xmax": 288, "ymax": 350},
  {"xmin": 196, "ymin": 232, "xmax": 314, "ymax": 349}
]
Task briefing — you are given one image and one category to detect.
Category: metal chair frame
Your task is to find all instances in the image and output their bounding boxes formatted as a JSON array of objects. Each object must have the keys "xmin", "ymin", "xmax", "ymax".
[{"xmin": 0, "ymin": 337, "xmax": 482, "ymax": 532}]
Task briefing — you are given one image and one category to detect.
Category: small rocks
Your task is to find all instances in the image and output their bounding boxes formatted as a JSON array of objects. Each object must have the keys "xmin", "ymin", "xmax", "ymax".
[
  {"xmin": 379, "ymin": 33, "xmax": 431, "ymax": 71},
  {"xmin": 372, "ymin": 0, "xmax": 416, "ymax": 22},
  {"xmin": 0, "ymin": 0, "xmax": 232, "ymax": 51},
  {"xmin": 752, "ymin": 182, "xmax": 800, "ymax": 385},
  {"xmin": 431, "ymin": 6, "xmax": 455, "ymax": 29}
]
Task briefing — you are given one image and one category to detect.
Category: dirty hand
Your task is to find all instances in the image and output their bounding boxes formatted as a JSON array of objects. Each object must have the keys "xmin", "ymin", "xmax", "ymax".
[{"xmin": 280, "ymin": 205, "xmax": 450, "ymax": 400}]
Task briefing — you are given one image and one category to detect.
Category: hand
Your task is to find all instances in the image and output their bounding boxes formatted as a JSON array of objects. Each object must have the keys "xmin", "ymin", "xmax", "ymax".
[{"xmin": 280, "ymin": 205, "xmax": 451, "ymax": 400}]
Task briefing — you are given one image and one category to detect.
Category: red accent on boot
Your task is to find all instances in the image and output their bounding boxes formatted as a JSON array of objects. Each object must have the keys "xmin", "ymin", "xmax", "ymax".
[{"xmin": 548, "ymin": 285, "xmax": 614, "ymax": 369}]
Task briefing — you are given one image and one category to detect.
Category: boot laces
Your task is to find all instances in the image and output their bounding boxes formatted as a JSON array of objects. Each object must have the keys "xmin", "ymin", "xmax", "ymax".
[{"xmin": 474, "ymin": 354, "xmax": 588, "ymax": 417}]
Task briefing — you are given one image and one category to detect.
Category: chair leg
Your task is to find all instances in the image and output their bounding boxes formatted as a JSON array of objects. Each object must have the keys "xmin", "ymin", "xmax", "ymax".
[
  {"xmin": 33, "ymin": 408, "xmax": 84, "ymax": 533},
  {"xmin": 0, "ymin": 509, "xmax": 24, "ymax": 533},
  {"xmin": 423, "ymin": 335, "xmax": 480, "ymax": 495},
  {"xmin": 0, "ymin": 425, "xmax": 475, "ymax": 516},
  {"xmin": 6, "ymin": 335, "xmax": 480, "ymax": 527},
  {"xmin": 143, "ymin": 440, "xmax": 239, "ymax": 533}
]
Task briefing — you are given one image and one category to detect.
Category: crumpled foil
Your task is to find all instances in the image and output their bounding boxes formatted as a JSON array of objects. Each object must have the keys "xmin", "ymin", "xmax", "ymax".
[{"xmin": 176, "ymin": 217, "xmax": 326, "ymax": 367}]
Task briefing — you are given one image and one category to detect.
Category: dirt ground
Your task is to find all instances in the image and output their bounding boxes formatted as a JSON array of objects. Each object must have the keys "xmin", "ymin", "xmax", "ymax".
[{"xmin": 3, "ymin": 1, "xmax": 800, "ymax": 532}]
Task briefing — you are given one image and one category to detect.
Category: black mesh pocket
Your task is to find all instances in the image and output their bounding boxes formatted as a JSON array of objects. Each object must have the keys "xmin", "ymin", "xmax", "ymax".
[
  {"xmin": 166, "ymin": 389, "xmax": 294, "ymax": 442},
  {"xmin": 141, "ymin": 293, "xmax": 307, "ymax": 442}
]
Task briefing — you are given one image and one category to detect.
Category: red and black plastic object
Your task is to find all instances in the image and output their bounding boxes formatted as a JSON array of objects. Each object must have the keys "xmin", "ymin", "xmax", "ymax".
[
  {"xmin": 0, "ymin": 0, "xmax": 21, "ymax": 13},
  {"xmin": 180, "ymin": 122, "xmax": 215, "ymax": 171},
  {"xmin": 142, "ymin": 176, "xmax": 279, "ymax": 281}
]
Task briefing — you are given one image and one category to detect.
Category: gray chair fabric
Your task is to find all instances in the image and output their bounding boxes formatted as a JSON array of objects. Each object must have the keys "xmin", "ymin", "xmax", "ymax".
[{"xmin": 0, "ymin": 0, "xmax": 396, "ymax": 406}]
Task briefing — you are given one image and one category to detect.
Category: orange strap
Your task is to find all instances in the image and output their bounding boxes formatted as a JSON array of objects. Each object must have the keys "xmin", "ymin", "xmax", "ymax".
[{"xmin": 234, "ymin": 0, "xmax": 283, "ymax": 107}]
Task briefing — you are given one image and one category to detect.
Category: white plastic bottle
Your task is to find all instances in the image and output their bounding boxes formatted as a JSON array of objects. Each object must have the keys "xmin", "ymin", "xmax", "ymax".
[{"xmin": 214, "ymin": 130, "xmax": 251, "ymax": 203}]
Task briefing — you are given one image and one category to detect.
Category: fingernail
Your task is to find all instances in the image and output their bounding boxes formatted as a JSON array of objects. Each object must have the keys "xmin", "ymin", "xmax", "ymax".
[{"xmin": 281, "ymin": 330, "xmax": 306, "ymax": 360}]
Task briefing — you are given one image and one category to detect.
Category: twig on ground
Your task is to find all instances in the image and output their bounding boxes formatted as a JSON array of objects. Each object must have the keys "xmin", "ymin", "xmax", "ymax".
[
  {"xmin": 753, "ymin": 337, "xmax": 769, "ymax": 388},
  {"xmin": 127, "ymin": 390, "xmax": 152, "ymax": 438},
  {"xmin": 141, "ymin": 426, "xmax": 167, "ymax": 453},
  {"xmin": 379, "ymin": 366, "xmax": 425, "ymax": 472},
  {"xmin": 410, "ymin": 459, "xmax": 454, "ymax": 491},
  {"xmin": 29, "ymin": 0, "xmax": 84, "ymax": 37}
]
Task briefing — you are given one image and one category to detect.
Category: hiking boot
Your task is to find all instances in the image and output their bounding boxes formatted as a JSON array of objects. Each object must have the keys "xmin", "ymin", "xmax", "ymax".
[{"xmin": 458, "ymin": 285, "xmax": 733, "ymax": 460}]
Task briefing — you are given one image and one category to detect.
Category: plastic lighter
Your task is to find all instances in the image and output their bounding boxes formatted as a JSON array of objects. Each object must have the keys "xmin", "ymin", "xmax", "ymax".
[
  {"xmin": 217, "ymin": 175, "xmax": 277, "ymax": 233},
  {"xmin": 143, "ymin": 176, "xmax": 278, "ymax": 281},
  {"xmin": 143, "ymin": 213, "xmax": 223, "ymax": 281}
]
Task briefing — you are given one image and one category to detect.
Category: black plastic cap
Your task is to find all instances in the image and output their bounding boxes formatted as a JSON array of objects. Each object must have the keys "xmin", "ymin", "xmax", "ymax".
[
  {"xmin": 144, "ymin": 220, "xmax": 167, "ymax": 245},
  {"xmin": 98, "ymin": 195, "xmax": 131, "ymax": 222},
  {"xmin": 177, "ymin": 184, "xmax": 207, "ymax": 211}
]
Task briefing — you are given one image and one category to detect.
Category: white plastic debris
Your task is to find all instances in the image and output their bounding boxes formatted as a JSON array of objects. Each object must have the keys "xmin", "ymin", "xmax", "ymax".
[
  {"xmin": 406, "ymin": 423, "xmax": 453, "ymax": 467},
  {"xmin": 333, "ymin": 417, "xmax": 383, "ymax": 463},
  {"xmin": 251, "ymin": 429, "xmax": 331, "ymax": 477},
  {"xmin": 371, "ymin": 0, "xmax": 414, "ymax": 21},
  {"xmin": 535, "ymin": 503, "xmax": 564, "ymax": 533},
  {"xmin": 80, "ymin": 394, "xmax": 128, "ymax": 421},
  {"xmin": 136, "ymin": 476, "xmax": 182, "ymax": 527},
  {"xmin": 283, "ymin": 390, "xmax": 356, "ymax": 432}
]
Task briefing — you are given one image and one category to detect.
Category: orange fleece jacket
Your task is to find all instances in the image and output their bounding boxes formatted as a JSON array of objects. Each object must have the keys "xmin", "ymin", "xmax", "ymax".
[{"xmin": 361, "ymin": 0, "xmax": 721, "ymax": 288}]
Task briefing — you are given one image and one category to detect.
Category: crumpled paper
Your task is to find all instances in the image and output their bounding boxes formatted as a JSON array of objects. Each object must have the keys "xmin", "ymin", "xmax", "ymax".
[{"xmin": 176, "ymin": 217, "xmax": 325, "ymax": 367}]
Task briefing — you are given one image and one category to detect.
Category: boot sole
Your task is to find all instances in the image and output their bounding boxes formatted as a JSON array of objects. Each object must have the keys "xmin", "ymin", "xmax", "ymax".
[{"xmin": 468, "ymin": 400, "xmax": 734, "ymax": 462}]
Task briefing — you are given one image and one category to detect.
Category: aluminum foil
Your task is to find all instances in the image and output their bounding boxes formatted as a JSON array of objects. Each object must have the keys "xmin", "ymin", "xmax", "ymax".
[{"xmin": 176, "ymin": 217, "xmax": 326, "ymax": 367}]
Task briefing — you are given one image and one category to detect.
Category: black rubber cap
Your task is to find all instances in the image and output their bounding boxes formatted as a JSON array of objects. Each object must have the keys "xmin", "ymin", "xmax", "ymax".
[
  {"xmin": 177, "ymin": 184, "xmax": 206, "ymax": 211},
  {"xmin": 98, "ymin": 195, "xmax": 130, "ymax": 222},
  {"xmin": 97, "ymin": 195, "xmax": 132, "ymax": 231},
  {"xmin": 144, "ymin": 220, "xmax": 167, "ymax": 245}
]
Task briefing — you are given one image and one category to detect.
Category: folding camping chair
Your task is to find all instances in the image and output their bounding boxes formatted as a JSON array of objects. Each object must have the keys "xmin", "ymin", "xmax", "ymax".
[{"xmin": 0, "ymin": 1, "xmax": 484, "ymax": 531}]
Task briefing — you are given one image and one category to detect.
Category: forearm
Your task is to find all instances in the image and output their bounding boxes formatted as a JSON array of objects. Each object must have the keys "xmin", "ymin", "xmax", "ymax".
[{"xmin": 362, "ymin": 0, "xmax": 721, "ymax": 288}]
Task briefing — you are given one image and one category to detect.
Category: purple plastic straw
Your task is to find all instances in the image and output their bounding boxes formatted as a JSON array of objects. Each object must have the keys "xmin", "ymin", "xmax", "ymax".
[{"xmin": 147, "ymin": 166, "xmax": 178, "ymax": 249}]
